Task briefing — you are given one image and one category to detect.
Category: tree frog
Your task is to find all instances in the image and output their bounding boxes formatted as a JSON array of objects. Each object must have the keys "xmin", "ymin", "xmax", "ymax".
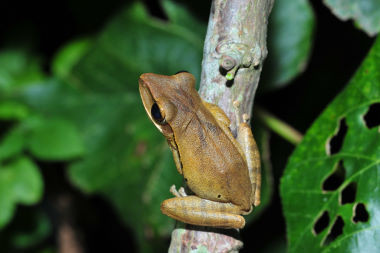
[{"xmin": 138, "ymin": 72, "xmax": 260, "ymax": 229}]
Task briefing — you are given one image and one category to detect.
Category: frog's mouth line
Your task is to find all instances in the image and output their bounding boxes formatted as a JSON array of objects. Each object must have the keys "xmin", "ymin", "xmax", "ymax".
[
  {"xmin": 138, "ymin": 80, "xmax": 155, "ymax": 122},
  {"xmin": 138, "ymin": 78, "xmax": 181, "ymax": 173}
]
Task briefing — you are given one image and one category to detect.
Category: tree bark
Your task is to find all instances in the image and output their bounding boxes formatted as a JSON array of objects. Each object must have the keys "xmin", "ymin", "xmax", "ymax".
[
  {"xmin": 200, "ymin": 0, "xmax": 274, "ymax": 134},
  {"xmin": 169, "ymin": 0, "xmax": 274, "ymax": 251}
]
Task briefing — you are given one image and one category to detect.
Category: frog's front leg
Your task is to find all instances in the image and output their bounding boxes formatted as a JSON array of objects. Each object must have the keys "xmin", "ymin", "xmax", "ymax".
[
  {"xmin": 234, "ymin": 102, "xmax": 261, "ymax": 207},
  {"xmin": 161, "ymin": 196, "xmax": 246, "ymax": 229}
]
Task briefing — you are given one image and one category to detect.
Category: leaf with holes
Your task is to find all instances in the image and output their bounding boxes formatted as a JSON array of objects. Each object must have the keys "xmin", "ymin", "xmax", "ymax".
[{"xmin": 280, "ymin": 37, "xmax": 380, "ymax": 252}]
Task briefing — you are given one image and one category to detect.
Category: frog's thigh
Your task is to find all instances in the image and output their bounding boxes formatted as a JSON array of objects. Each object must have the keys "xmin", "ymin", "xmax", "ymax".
[
  {"xmin": 237, "ymin": 123, "xmax": 261, "ymax": 207},
  {"xmin": 161, "ymin": 196, "xmax": 245, "ymax": 229},
  {"xmin": 202, "ymin": 100, "xmax": 231, "ymax": 127}
]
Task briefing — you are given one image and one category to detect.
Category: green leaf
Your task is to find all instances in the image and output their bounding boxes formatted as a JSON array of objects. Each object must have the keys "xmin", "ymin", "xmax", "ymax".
[
  {"xmin": 0, "ymin": 50, "xmax": 45, "ymax": 94},
  {"xmin": 20, "ymin": 79, "xmax": 183, "ymax": 248},
  {"xmin": 68, "ymin": 1, "xmax": 204, "ymax": 93},
  {"xmin": 51, "ymin": 2, "xmax": 203, "ymax": 243},
  {"xmin": 0, "ymin": 209, "xmax": 52, "ymax": 251},
  {"xmin": 52, "ymin": 38, "xmax": 92, "ymax": 80},
  {"xmin": 10, "ymin": 211, "xmax": 51, "ymax": 249},
  {"xmin": 141, "ymin": 149, "xmax": 182, "ymax": 236},
  {"xmin": 281, "ymin": 38, "xmax": 380, "ymax": 252},
  {"xmin": 26, "ymin": 118, "xmax": 84, "ymax": 160},
  {"xmin": 0, "ymin": 126, "xmax": 25, "ymax": 161},
  {"xmin": 0, "ymin": 101, "xmax": 29, "ymax": 120},
  {"xmin": 161, "ymin": 0, "xmax": 207, "ymax": 39},
  {"xmin": 262, "ymin": 0, "xmax": 315, "ymax": 90},
  {"xmin": 0, "ymin": 50, "xmax": 45, "ymax": 120},
  {"xmin": 0, "ymin": 157, "xmax": 43, "ymax": 228},
  {"xmin": 323, "ymin": 0, "xmax": 380, "ymax": 36}
]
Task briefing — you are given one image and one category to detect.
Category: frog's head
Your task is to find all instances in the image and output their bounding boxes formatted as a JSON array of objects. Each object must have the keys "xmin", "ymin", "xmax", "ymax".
[{"xmin": 138, "ymin": 72, "xmax": 197, "ymax": 137}]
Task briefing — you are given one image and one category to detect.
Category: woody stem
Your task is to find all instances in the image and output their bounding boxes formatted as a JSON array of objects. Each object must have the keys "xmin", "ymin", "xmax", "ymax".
[{"xmin": 169, "ymin": 0, "xmax": 274, "ymax": 252}]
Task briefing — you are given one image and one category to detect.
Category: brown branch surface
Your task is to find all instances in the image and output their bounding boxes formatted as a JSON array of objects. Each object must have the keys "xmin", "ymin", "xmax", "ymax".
[
  {"xmin": 169, "ymin": 0, "xmax": 274, "ymax": 251},
  {"xmin": 200, "ymin": 0, "xmax": 274, "ymax": 134},
  {"xmin": 56, "ymin": 195, "xmax": 83, "ymax": 253},
  {"xmin": 169, "ymin": 228, "xmax": 243, "ymax": 252}
]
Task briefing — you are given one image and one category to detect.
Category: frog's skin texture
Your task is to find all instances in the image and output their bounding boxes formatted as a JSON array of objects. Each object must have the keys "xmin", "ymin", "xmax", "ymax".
[{"xmin": 139, "ymin": 72, "xmax": 260, "ymax": 229}]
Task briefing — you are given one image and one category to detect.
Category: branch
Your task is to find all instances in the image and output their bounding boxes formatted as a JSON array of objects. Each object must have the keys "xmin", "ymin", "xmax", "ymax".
[
  {"xmin": 169, "ymin": 0, "xmax": 274, "ymax": 251},
  {"xmin": 199, "ymin": 0, "xmax": 274, "ymax": 134},
  {"xmin": 255, "ymin": 107, "xmax": 303, "ymax": 145}
]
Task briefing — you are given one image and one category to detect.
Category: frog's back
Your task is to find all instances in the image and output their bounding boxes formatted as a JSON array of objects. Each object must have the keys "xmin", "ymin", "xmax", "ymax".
[{"xmin": 177, "ymin": 107, "xmax": 252, "ymax": 211}]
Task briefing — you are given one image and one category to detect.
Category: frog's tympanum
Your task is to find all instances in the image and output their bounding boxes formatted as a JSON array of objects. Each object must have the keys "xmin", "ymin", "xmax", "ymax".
[{"xmin": 138, "ymin": 72, "xmax": 260, "ymax": 229}]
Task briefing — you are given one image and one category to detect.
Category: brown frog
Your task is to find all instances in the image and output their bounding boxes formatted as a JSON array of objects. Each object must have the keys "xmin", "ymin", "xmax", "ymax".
[{"xmin": 139, "ymin": 72, "xmax": 260, "ymax": 229}]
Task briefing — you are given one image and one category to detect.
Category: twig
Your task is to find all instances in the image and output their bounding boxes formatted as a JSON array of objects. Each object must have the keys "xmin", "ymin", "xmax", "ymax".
[
  {"xmin": 169, "ymin": 0, "xmax": 274, "ymax": 251},
  {"xmin": 199, "ymin": 0, "xmax": 274, "ymax": 134},
  {"xmin": 255, "ymin": 107, "xmax": 303, "ymax": 145}
]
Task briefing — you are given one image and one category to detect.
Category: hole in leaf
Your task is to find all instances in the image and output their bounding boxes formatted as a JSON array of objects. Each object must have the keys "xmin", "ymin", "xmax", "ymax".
[
  {"xmin": 363, "ymin": 103, "xmax": 380, "ymax": 129},
  {"xmin": 353, "ymin": 203, "xmax": 369, "ymax": 223},
  {"xmin": 323, "ymin": 216, "xmax": 344, "ymax": 246},
  {"xmin": 327, "ymin": 118, "xmax": 348, "ymax": 155},
  {"xmin": 313, "ymin": 211, "xmax": 330, "ymax": 235},
  {"xmin": 322, "ymin": 160, "xmax": 345, "ymax": 191},
  {"xmin": 340, "ymin": 182, "xmax": 357, "ymax": 205}
]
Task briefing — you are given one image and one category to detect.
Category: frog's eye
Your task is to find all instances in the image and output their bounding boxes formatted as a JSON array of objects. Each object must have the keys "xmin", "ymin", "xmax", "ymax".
[
  {"xmin": 151, "ymin": 103, "xmax": 166, "ymax": 124},
  {"xmin": 175, "ymin": 70, "xmax": 189, "ymax": 74}
]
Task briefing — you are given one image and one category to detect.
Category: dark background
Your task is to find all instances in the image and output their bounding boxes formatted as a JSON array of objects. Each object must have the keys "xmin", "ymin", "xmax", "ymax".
[{"xmin": 0, "ymin": 0, "xmax": 374, "ymax": 252}]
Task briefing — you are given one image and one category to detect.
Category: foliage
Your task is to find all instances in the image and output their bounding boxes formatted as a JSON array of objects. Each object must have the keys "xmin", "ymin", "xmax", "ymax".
[
  {"xmin": 281, "ymin": 37, "xmax": 380, "ymax": 252},
  {"xmin": 0, "ymin": 157, "xmax": 43, "ymax": 228},
  {"xmin": 262, "ymin": 0, "xmax": 315, "ymax": 90},
  {"xmin": 323, "ymin": 0, "xmax": 380, "ymax": 36},
  {"xmin": 0, "ymin": 0, "xmax": 379, "ymax": 252},
  {"xmin": 0, "ymin": 50, "xmax": 82, "ymax": 230}
]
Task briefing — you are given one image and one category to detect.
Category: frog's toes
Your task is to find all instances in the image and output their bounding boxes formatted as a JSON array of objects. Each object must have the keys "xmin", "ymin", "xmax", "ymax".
[
  {"xmin": 233, "ymin": 100, "xmax": 241, "ymax": 109},
  {"xmin": 242, "ymin": 113, "xmax": 250, "ymax": 123},
  {"xmin": 233, "ymin": 100, "xmax": 248, "ymax": 125},
  {"xmin": 178, "ymin": 187, "xmax": 188, "ymax": 197},
  {"xmin": 170, "ymin": 185, "xmax": 181, "ymax": 197}
]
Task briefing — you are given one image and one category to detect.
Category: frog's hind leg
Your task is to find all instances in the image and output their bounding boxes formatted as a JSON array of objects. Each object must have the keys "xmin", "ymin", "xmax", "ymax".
[
  {"xmin": 237, "ymin": 121, "xmax": 261, "ymax": 207},
  {"xmin": 161, "ymin": 196, "xmax": 245, "ymax": 229},
  {"xmin": 234, "ymin": 101, "xmax": 261, "ymax": 207}
]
